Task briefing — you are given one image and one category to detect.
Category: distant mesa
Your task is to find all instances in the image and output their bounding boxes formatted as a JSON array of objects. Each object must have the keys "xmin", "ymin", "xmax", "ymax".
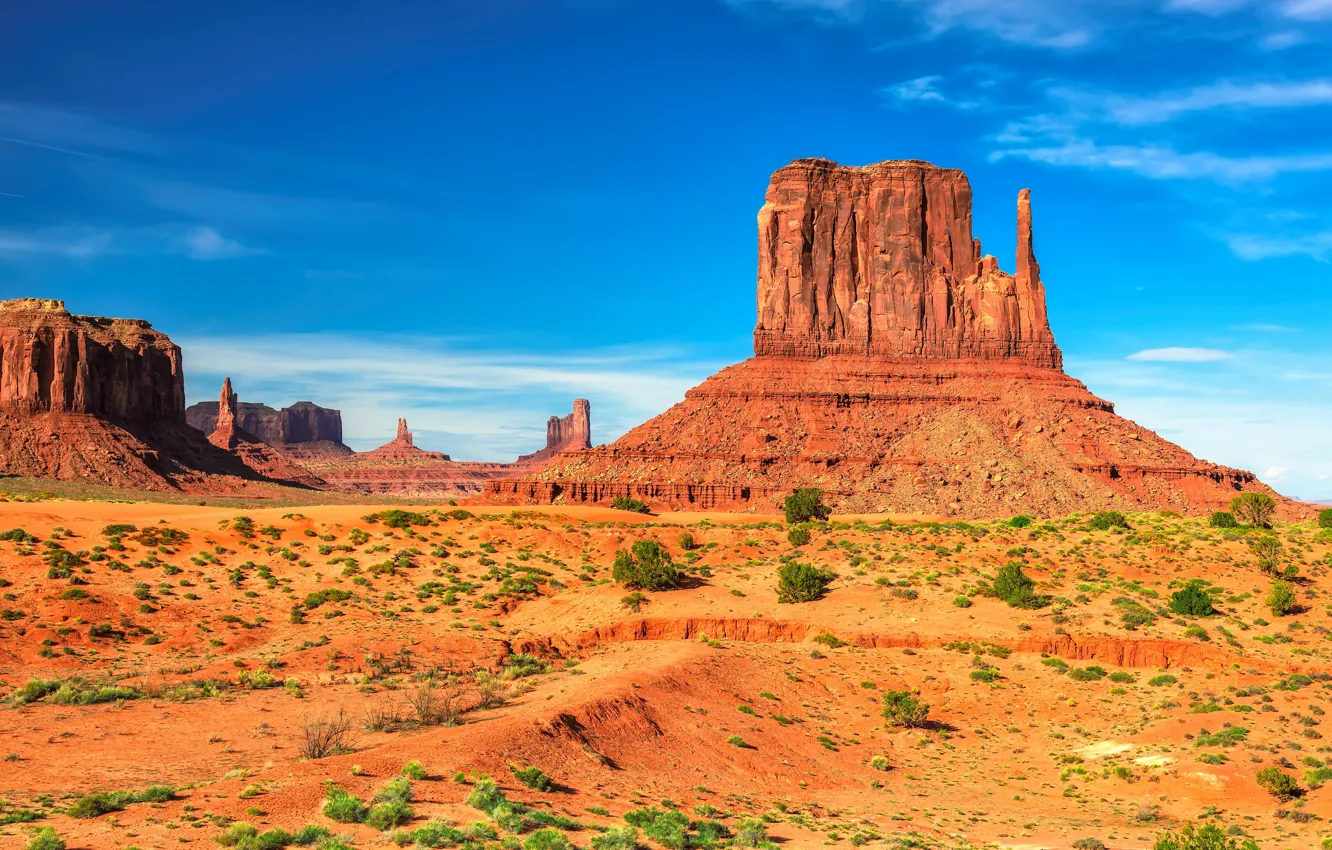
[
  {"xmin": 486, "ymin": 157, "xmax": 1277, "ymax": 516},
  {"xmin": 518, "ymin": 398, "xmax": 591, "ymax": 464},
  {"xmin": 0, "ymin": 298, "xmax": 318, "ymax": 492},
  {"xmin": 186, "ymin": 396, "xmax": 350, "ymax": 459},
  {"xmin": 205, "ymin": 377, "xmax": 326, "ymax": 488}
]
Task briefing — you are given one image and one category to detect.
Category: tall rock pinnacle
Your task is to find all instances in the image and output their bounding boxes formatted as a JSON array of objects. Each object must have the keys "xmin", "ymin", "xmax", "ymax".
[
  {"xmin": 209, "ymin": 377, "xmax": 240, "ymax": 449},
  {"xmin": 396, "ymin": 418, "xmax": 413, "ymax": 446}
]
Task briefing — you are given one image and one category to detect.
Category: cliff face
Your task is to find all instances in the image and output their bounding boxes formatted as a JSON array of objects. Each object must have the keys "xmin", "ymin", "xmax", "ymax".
[
  {"xmin": 753, "ymin": 159, "xmax": 1061, "ymax": 369},
  {"xmin": 0, "ymin": 298, "xmax": 184, "ymax": 422},
  {"xmin": 518, "ymin": 399, "xmax": 592, "ymax": 463},
  {"xmin": 186, "ymin": 399, "xmax": 344, "ymax": 447}
]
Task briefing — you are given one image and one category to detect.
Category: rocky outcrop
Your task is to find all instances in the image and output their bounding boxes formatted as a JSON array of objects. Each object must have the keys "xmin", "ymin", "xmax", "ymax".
[
  {"xmin": 360, "ymin": 418, "xmax": 450, "ymax": 461},
  {"xmin": 0, "ymin": 298, "xmax": 185, "ymax": 421},
  {"xmin": 186, "ymin": 398, "xmax": 348, "ymax": 455},
  {"xmin": 0, "ymin": 299, "xmax": 320, "ymax": 492},
  {"xmin": 484, "ymin": 157, "xmax": 1281, "ymax": 516},
  {"xmin": 203, "ymin": 377, "xmax": 325, "ymax": 488},
  {"xmin": 753, "ymin": 159, "xmax": 1061, "ymax": 369},
  {"xmin": 209, "ymin": 377, "xmax": 240, "ymax": 449},
  {"xmin": 518, "ymin": 399, "xmax": 592, "ymax": 463}
]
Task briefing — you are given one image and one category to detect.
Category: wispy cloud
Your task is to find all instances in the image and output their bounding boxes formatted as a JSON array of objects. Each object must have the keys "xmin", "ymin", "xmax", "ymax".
[
  {"xmin": 0, "ymin": 226, "xmax": 114, "ymax": 260},
  {"xmin": 1127, "ymin": 347, "xmax": 1232, "ymax": 362},
  {"xmin": 0, "ymin": 102, "xmax": 165, "ymax": 159},
  {"xmin": 992, "ymin": 140, "xmax": 1332, "ymax": 182},
  {"xmin": 0, "ymin": 224, "xmax": 264, "ymax": 263},
  {"xmin": 1225, "ymin": 230, "xmax": 1332, "ymax": 261},
  {"xmin": 179, "ymin": 333, "xmax": 723, "ymax": 461}
]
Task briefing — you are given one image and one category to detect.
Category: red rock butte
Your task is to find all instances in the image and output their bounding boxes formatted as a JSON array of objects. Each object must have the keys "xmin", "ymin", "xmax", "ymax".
[
  {"xmin": 486, "ymin": 158, "xmax": 1271, "ymax": 515},
  {"xmin": 0, "ymin": 299, "xmax": 316, "ymax": 491}
]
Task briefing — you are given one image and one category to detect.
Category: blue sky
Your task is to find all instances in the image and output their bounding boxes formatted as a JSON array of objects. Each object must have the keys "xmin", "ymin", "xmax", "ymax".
[{"xmin": 2, "ymin": 0, "xmax": 1330, "ymax": 498}]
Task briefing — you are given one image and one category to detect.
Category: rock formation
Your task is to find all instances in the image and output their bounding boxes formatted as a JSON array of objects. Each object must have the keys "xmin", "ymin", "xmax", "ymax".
[
  {"xmin": 753, "ymin": 159, "xmax": 1061, "ymax": 368},
  {"xmin": 0, "ymin": 299, "xmax": 319, "ymax": 492},
  {"xmin": 186, "ymin": 398, "xmax": 349, "ymax": 457},
  {"xmin": 485, "ymin": 158, "xmax": 1276, "ymax": 516},
  {"xmin": 209, "ymin": 377, "xmax": 240, "ymax": 449},
  {"xmin": 359, "ymin": 418, "xmax": 450, "ymax": 461},
  {"xmin": 518, "ymin": 399, "xmax": 592, "ymax": 463}
]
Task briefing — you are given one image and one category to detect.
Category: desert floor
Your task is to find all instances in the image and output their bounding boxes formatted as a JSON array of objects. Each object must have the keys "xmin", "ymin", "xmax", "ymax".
[{"xmin": 1, "ymin": 497, "xmax": 1330, "ymax": 850}]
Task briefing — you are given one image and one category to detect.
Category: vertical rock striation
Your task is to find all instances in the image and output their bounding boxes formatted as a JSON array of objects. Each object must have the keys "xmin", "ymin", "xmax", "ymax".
[
  {"xmin": 519, "ymin": 399, "xmax": 592, "ymax": 463},
  {"xmin": 0, "ymin": 298, "xmax": 184, "ymax": 422},
  {"xmin": 753, "ymin": 159, "xmax": 1061, "ymax": 368}
]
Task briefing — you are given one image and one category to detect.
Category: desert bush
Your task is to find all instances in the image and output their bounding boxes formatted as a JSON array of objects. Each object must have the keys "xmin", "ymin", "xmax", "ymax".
[
  {"xmin": 1151, "ymin": 822, "xmax": 1252, "ymax": 850},
  {"xmin": 1231, "ymin": 492, "xmax": 1276, "ymax": 528},
  {"xmin": 0, "ymin": 528, "xmax": 37, "ymax": 543},
  {"xmin": 610, "ymin": 496, "xmax": 651, "ymax": 514},
  {"xmin": 881, "ymin": 690, "xmax": 930, "ymax": 728},
  {"xmin": 787, "ymin": 525, "xmax": 811, "ymax": 547},
  {"xmin": 23, "ymin": 828, "xmax": 65, "ymax": 850},
  {"xmin": 590, "ymin": 826, "xmax": 639, "ymax": 850},
  {"xmin": 1089, "ymin": 511, "xmax": 1130, "ymax": 531},
  {"xmin": 322, "ymin": 786, "xmax": 368, "ymax": 823},
  {"xmin": 621, "ymin": 592, "xmax": 646, "ymax": 612},
  {"xmin": 1268, "ymin": 580, "xmax": 1296, "ymax": 616},
  {"xmin": 1320, "ymin": 508, "xmax": 1332, "ymax": 529},
  {"xmin": 366, "ymin": 799, "xmax": 413, "ymax": 831},
  {"xmin": 776, "ymin": 561, "xmax": 835, "ymax": 603},
  {"xmin": 364, "ymin": 510, "xmax": 431, "ymax": 529},
  {"xmin": 784, "ymin": 488, "xmax": 830, "ymax": 524},
  {"xmin": 1072, "ymin": 839, "xmax": 1106, "ymax": 850},
  {"xmin": 502, "ymin": 653, "xmax": 549, "ymax": 679},
  {"xmin": 869, "ymin": 754, "xmax": 891, "ymax": 771},
  {"xmin": 297, "ymin": 708, "xmax": 356, "ymax": 759},
  {"xmin": 1168, "ymin": 580, "xmax": 1215, "ymax": 617},
  {"xmin": 511, "ymin": 764, "xmax": 553, "ymax": 791},
  {"xmin": 523, "ymin": 829, "xmax": 574, "ymax": 850},
  {"xmin": 1249, "ymin": 536, "xmax": 1284, "ymax": 576},
  {"xmin": 1256, "ymin": 766, "xmax": 1300, "ymax": 800},
  {"xmin": 1209, "ymin": 511, "xmax": 1237, "ymax": 528},
  {"xmin": 1008, "ymin": 515, "xmax": 1033, "ymax": 528},
  {"xmin": 732, "ymin": 818, "xmax": 768, "ymax": 847},
  {"xmin": 406, "ymin": 682, "xmax": 463, "ymax": 727},
  {"xmin": 612, "ymin": 541, "xmax": 681, "ymax": 591},
  {"xmin": 952, "ymin": 594, "xmax": 972, "ymax": 608},
  {"xmin": 401, "ymin": 761, "xmax": 427, "ymax": 780},
  {"xmin": 992, "ymin": 562, "xmax": 1046, "ymax": 609},
  {"xmin": 677, "ymin": 532, "xmax": 696, "ymax": 550}
]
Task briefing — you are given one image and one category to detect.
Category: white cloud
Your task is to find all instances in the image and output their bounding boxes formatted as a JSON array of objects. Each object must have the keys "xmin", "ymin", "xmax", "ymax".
[
  {"xmin": 1068, "ymin": 79, "xmax": 1332, "ymax": 126},
  {"xmin": 1226, "ymin": 230, "xmax": 1332, "ymax": 261},
  {"xmin": 1127, "ymin": 347, "xmax": 1232, "ymax": 362},
  {"xmin": 0, "ymin": 226, "xmax": 114, "ymax": 260},
  {"xmin": 992, "ymin": 139, "xmax": 1332, "ymax": 182},
  {"xmin": 1283, "ymin": 0, "xmax": 1332, "ymax": 21},
  {"xmin": 1264, "ymin": 465, "xmax": 1290, "ymax": 479},
  {"xmin": 174, "ymin": 226, "xmax": 264, "ymax": 261},
  {"xmin": 0, "ymin": 223, "xmax": 263, "ymax": 263},
  {"xmin": 0, "ymin": 101, "xmax": 165, "ymax": 159}
]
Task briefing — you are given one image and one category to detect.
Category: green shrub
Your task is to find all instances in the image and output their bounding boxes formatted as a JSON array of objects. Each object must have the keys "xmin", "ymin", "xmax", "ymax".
[
  {"xmin": 1148, "ymin": 674, "xmax": 1177, "ymax": 687},
  {"xmin": 0, "ymin": 528, "xmax": 37, "ymax": 543},
  {"xmin": 610, "ymin": 496, "xmax": 651, "ymax": 514},
  {"xmin": 322, "ymin": 787, "xmax": 368, "ymax": 823},
  {"xmin": 401, "ymin": 761, "xmax": 427, "ymax": 780},
  {"xmin": 364, "ymin": 509, "xmax": 432, "ymax": 529},
  {"xmin": 1320, "ymin": 508, "xmax": 1332, "ymax": 530},
  {"xmin": 511, "ymin": 765, "xmax": 552, "ymax": 791},
  {"xmin": 784, "ymin": 488, "xmax": 830, "ymax": 524},
  {"xmin": 1008, "ymin": 515, "xmax": 1033, "ymax": 528},
  {"xmin": 1068, "ymin": 666, "xmax": 1107, "ymax": 682},
  {"xmin": 24, "ymin": 828, "xmax": 65, "ymax": 850},
  {"xmin": 1152, "ymin": 822, "xmax": 1252, "ymax": 850},
  {"xmin": 776, "ymin": 561, "xmax": 835, "ymax": 603},
  {"xmin": 992, "ymin": 562, "xmax": 1045, "ymax": 609},
  {"xmin": 1072, "ymin": 839, "xmax": 1106, "ymax": 850},
  {"xmin": 366, "ymin": 800, "xmax": 414, "ymax": 831},
  {"xmin": 1168, "ymin": 580, "xmax": 1214, "ymax": 617},
  {"xmin": 612, "ymin": 541, "xmax": 681, "ymax": 591},
  {"xmin": 1209, "ymin": 511, "xmax": 1237, "ymax": 529},
  {"xmin": 290, "ymin": 826, "xmax": 330, "ymax": 846},
  {"xmin": 881, "ymin": 690, "xmax": 929, "ymax": 728},
  {"xmin": 1267, "ymin": 580, "xmax": 1296, "ymax": 616},
  {"xmin": 952, "ymin": 594, "xmax": 972, "ymax": 608},
  {"xmin": 590, "ymin": 826, "xmax": 640, "ymax": 850},
  {"xmin": 732, "ymin": 818, "xmax": 767, "ymax": 848},
  {"xmin": 677, "ymin": 532, "xmax": 696, "ymax": 550},
  {"xmin": 1230, "ymin": 492, "xmax": 1276, "ymax": 528},
  {"xmin": 970, "ymin": 668, "xmax": 999, "ymax": 683},
  {"xmin": 1089, "ymin": 511, "xmax": 1130, "ymax": 531},
  {"xmin": 787, "ymin": 526, "xmax": 812, "ymax": 547},
  {"xmin": 1255, "ymin": 766, "xmax": 1300, "ymax": 800},
  {"xmin": 523, "ymin": 829, "xmax": 574, "ymax": 850},
  {"xmin": 623, "ymin": 808, "xmax": 691, "ymax": 850}
]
